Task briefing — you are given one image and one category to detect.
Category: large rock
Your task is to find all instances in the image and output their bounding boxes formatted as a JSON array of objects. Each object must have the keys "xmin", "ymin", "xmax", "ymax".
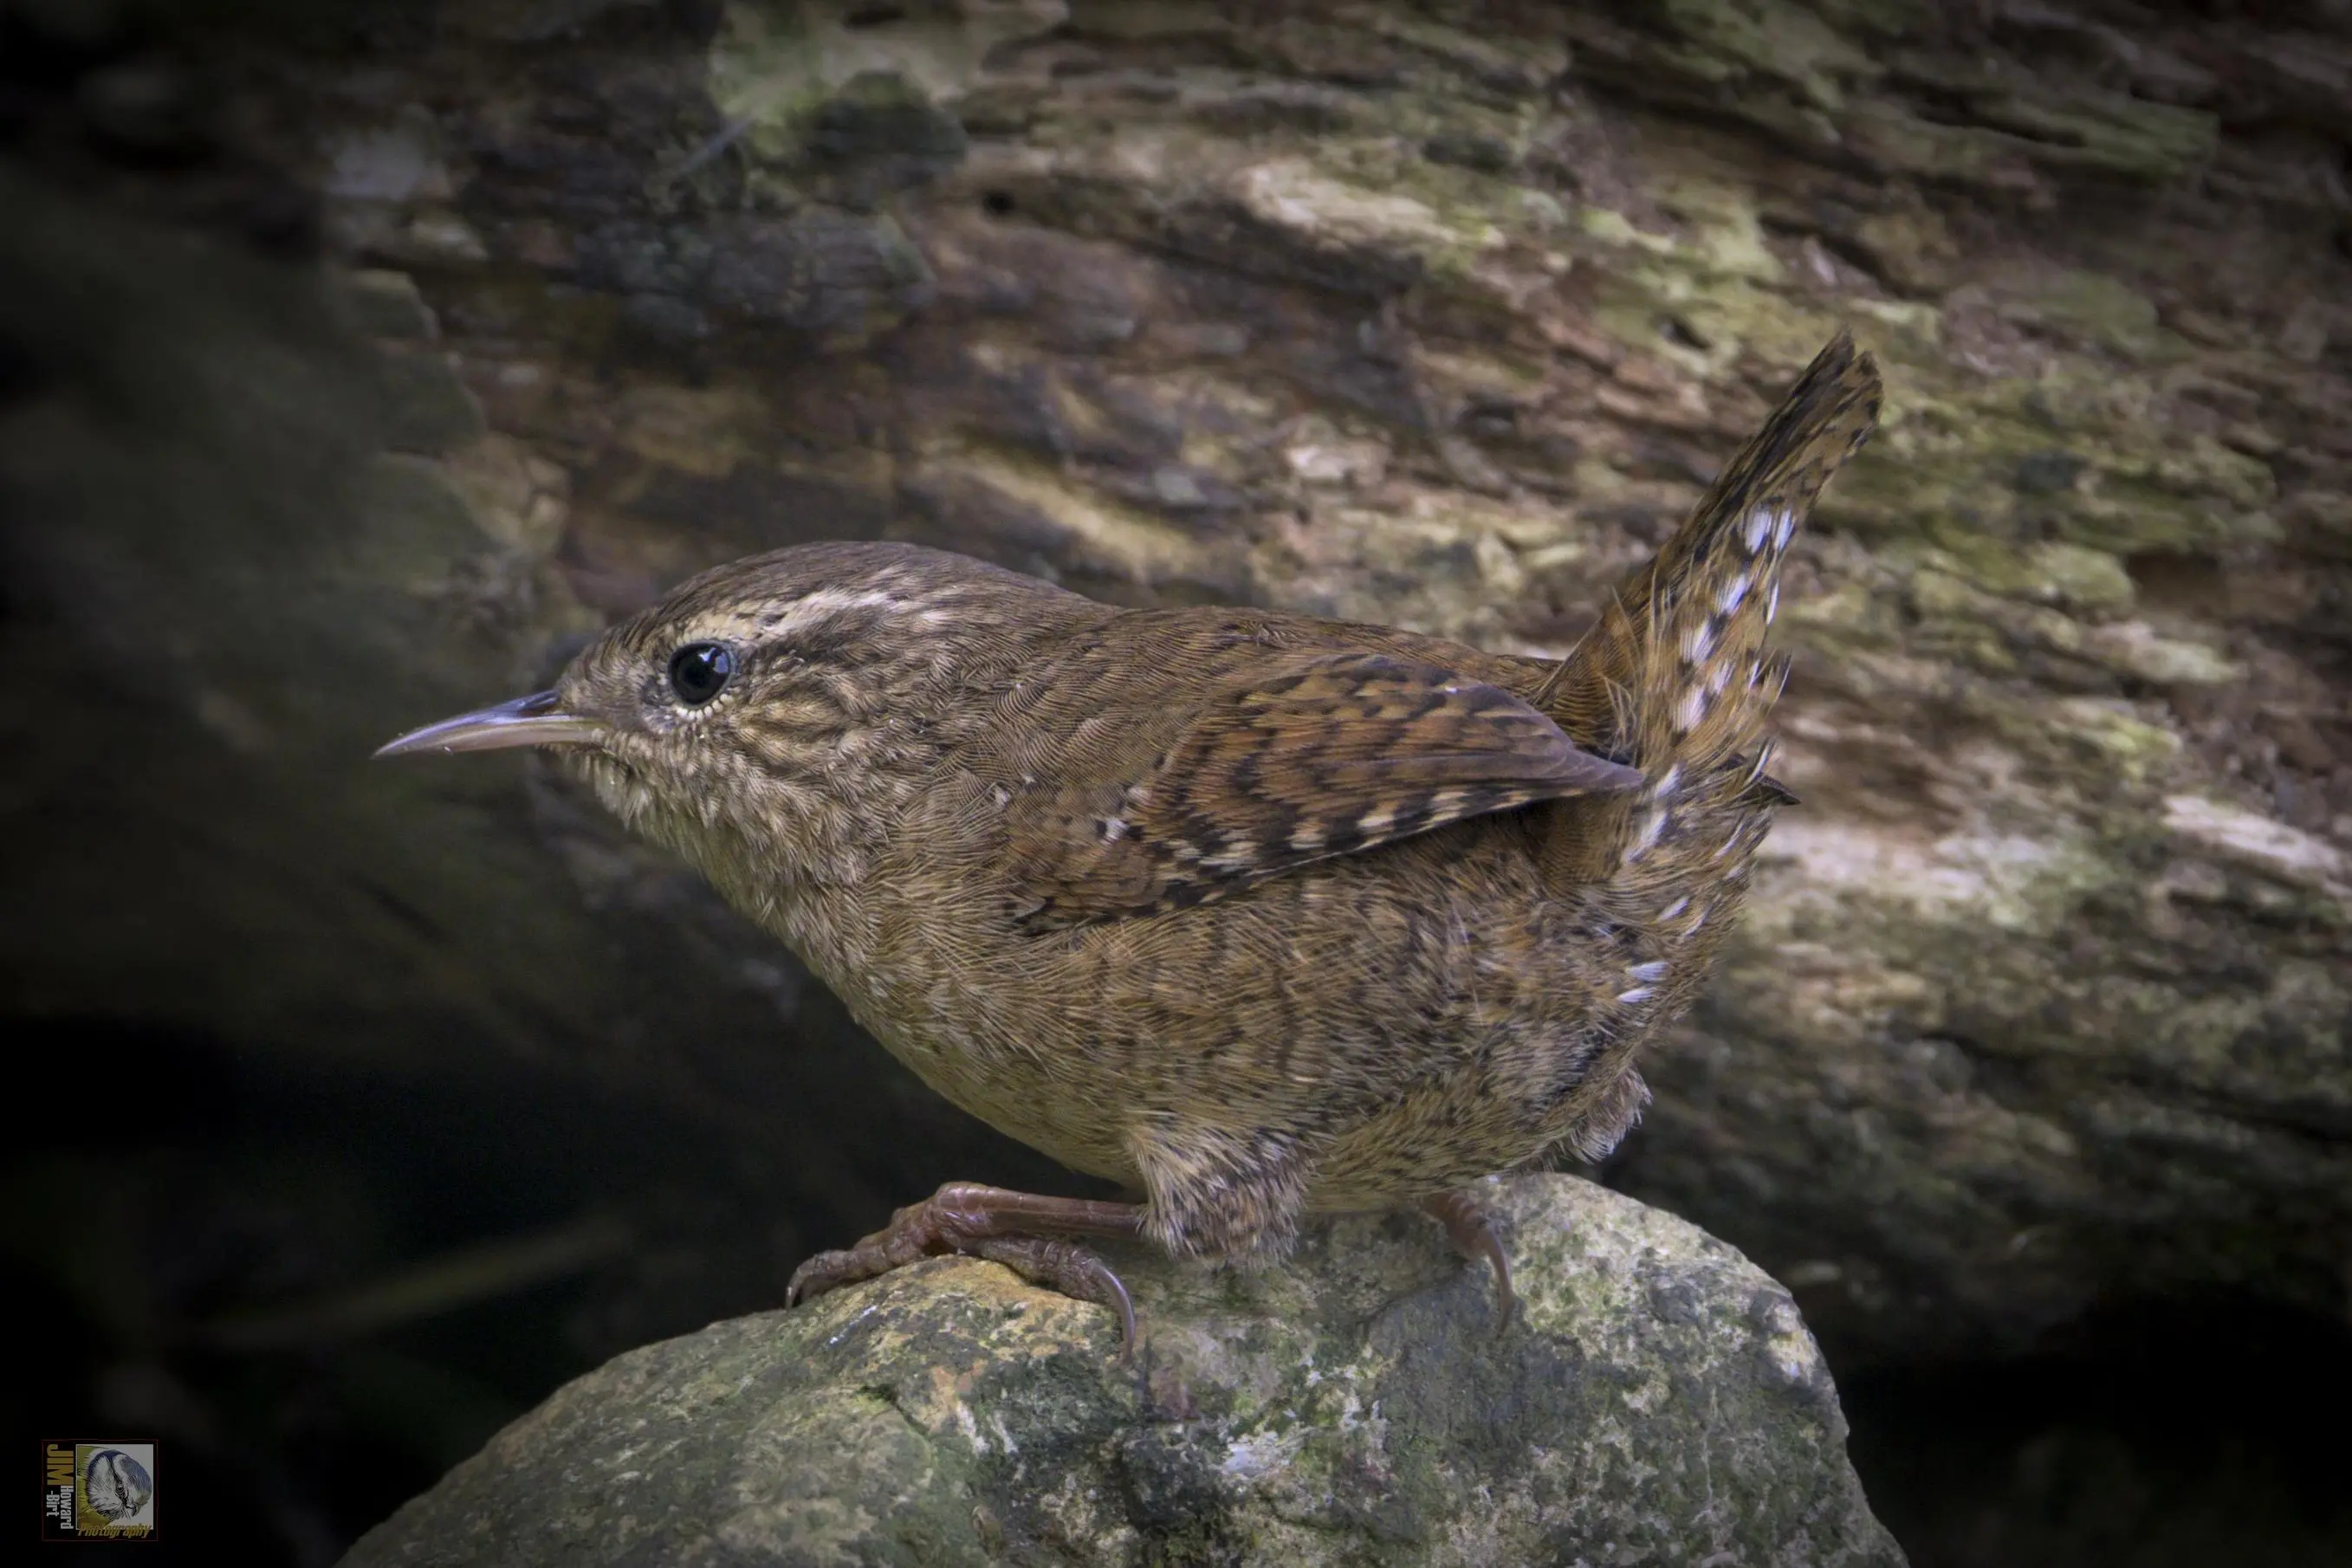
[{"xmin": 339, "ymin": 1176, "xmax": 1902, "ymax": 1568}]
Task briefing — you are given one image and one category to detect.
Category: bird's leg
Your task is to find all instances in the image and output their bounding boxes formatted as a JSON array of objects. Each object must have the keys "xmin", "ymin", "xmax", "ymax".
[
  {"xmin": 1422, "ymin": 1189, "xmax": 1517, "ymax": 1334},
  {"xmin": 787, "ymin": 1182, "xmax": 1147, "ymax": 1350}
]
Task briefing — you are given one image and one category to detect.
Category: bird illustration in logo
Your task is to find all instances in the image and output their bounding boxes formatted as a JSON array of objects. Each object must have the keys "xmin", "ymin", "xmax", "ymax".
[{"xmin": 84, "ymin": 1449, "xmax": 152, "ymax": 1524}]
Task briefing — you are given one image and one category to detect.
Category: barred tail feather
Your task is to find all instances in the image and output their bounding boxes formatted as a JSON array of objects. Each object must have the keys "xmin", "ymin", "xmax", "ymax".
[{"xmin": 1539, "ymin": 331, "xmax": 1881, "ymax": 884}]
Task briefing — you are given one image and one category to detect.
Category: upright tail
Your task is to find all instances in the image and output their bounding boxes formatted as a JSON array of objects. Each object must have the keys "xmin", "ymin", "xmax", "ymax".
[{"xmin": 1540, "ymin": 331, "xmax": 1882, "ymax": 885}]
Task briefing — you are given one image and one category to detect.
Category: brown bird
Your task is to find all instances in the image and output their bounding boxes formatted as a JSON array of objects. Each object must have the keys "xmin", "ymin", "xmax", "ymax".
[{"xmin": 379, "ymin": 332, "xmax": 1881, "ymax": 1346}]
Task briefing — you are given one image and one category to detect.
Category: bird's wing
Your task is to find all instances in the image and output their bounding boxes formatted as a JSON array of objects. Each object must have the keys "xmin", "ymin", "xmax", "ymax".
[{"xmin": 995, "ymin": 650, "xmax": 1640, "ymax": 930}]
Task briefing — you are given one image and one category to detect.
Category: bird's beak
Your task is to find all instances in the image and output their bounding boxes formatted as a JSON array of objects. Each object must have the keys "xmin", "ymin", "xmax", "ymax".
[{"xmin": 373, "ymin": 690, "xmax": 606, "ymax": 759}]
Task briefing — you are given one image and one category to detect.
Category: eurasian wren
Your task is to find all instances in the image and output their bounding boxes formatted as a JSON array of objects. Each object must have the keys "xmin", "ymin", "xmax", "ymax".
[{"xmin": 379, "ymin": 332, "xmax": 1882, "ymax": 1346}]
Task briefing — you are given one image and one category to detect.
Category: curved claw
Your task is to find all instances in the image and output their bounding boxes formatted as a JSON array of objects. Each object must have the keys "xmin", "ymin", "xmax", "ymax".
[
  {"xmin": 1423, "ymin": 1189, "xmax": 1517, "ymax": 1336},
  {"xmin": 1066, "ymin": 1248, "xmax": 1137, "ymax": 1354},
  {"xmin": 1091, "ymin": 1258, "xmax": 1139, "ymax": 1357},
  {"xmin": 787, "ymin": 1254, "xmax": 842, "ymax": 1306},
  {"xmin": 790, "ymin": 1241, "xmax": 898, "ymax": 1316}
]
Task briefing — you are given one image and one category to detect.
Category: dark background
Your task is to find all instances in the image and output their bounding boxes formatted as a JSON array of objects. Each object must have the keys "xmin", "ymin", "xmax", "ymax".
[{"xmin": 6, "ymin": 2, "xmax": 2350, "ymax": 1564}]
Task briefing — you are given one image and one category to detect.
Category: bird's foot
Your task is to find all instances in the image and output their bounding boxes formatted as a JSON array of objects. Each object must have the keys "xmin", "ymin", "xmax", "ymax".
[
  {"xmin": 1422, "ymin": 1189, "xmax": 1517, "ymax": 1335},
  {"xmin": 787, "ymin": 1182, "xmax": 1147, "ymax": 1353}
]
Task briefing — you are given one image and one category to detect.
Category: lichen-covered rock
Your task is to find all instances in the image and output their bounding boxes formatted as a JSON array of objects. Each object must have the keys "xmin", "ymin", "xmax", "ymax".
[{"xmin": 339, "ymin": 1176, "xmax": 1901, "ymax": 1568}]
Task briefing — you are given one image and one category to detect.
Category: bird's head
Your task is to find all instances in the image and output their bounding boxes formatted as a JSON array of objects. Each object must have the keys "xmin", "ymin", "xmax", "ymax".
[{"xmin": 377, "ymin": 541, "xmax": 1085, "ymax": 888}]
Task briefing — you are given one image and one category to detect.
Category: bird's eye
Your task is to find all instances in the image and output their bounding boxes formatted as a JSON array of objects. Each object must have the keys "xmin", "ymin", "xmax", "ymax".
[{"xmin": 667, "ymin": 642, "xmax": 735, "ymax": 706}]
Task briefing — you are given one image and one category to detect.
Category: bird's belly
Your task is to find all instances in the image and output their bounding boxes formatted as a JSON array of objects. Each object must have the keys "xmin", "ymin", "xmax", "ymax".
[
  {"xmin": 829, "ymin": 969, "xmax": 1146, "ymax": 1185},
  {"xmin": 838, "ymin": 832, "xmax": 1608, "ymax": 1198}
]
